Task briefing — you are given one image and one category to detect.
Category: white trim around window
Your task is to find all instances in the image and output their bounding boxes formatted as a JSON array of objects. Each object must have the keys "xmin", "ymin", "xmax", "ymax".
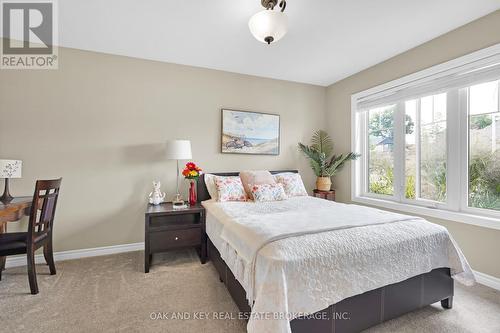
[{"xmin": 351, "ymin": 43, "xmax": 500, "ymax": 231}]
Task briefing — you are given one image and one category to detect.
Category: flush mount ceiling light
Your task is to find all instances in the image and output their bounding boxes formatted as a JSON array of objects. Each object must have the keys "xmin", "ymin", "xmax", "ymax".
[{"xmin": 249, "ymin": 0, "xmax": 288, "ymax": 45}]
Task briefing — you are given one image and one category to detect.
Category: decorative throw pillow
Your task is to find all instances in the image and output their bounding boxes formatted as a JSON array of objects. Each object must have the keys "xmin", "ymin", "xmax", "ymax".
[
  {"xmin": 274, "ymin": 173, "xmax": 308, "ymax": 197},
  {"xmin": 251, "ymin": 183, "xmax": 287, "ymax": 202},
  {"xmin": 215, "ymin": 176, "xmax": 248, "ymax": 202},
  {"xmin": 239, "ymin": 170, "xmax": 276, "ymax": 199},
  {"xmin": 204, "ymin": 174, "xmax": 219, "ymax": 200}
]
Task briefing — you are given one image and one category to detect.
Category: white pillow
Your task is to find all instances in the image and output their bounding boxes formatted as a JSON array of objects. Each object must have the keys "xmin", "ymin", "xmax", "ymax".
[
  {"xmin": 274, "ymin": 173, "xmax": 308, "ymax": 197},
  {"xmin": 204, "ymin": 174, "xmax": 219, "ymax": 200}
]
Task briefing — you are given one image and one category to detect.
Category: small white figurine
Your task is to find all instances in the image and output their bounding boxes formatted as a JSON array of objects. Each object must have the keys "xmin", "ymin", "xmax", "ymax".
[{"xmin": 149, "ymin": 181, "xmax": 166, "ymax": 205}]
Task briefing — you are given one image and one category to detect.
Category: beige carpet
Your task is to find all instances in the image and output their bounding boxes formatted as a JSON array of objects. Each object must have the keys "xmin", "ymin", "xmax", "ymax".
[{"xmin": 0, "ymin": 250, "xmax": 499, "ymax": 333}]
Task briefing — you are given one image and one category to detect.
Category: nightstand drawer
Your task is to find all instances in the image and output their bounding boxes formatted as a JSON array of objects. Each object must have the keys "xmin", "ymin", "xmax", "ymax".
[
  {"xmin": 150, "ymin": 214, "xmax": 200, "ymax": 228},
  {"xmin": 150, "ymin": 227, "xmax": 201, "ymax": 252}
]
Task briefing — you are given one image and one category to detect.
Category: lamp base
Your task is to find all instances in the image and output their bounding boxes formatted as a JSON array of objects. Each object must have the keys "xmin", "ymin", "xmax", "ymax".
[
  {"xmin": 172, "ymin": 193, "xmax": 187, "ymax": 210},
  {"xmin": 0, "ymin": 178, "xmax": 13, "ymax": 204}
]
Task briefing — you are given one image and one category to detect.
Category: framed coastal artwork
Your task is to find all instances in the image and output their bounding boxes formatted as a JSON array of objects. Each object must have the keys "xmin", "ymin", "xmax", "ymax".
[{"xmin": 221, "ymin": 109, "xmax": 280, "ymax": 155}]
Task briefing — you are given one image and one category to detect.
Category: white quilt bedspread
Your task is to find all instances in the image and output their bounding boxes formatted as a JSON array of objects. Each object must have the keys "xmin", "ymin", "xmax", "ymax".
[{"xmin": 203, "ymin": 196, "xmax": 475, "ymax": 333}]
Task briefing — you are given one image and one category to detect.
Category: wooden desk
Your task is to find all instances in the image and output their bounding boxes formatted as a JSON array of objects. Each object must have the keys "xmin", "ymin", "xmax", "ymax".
[
  {"xmin": 0, "ymin": 196, "xmax": 32, "ymax": 271},
  {"xmin": 0, "ymin": 197, "xmax": 32, "ymax": 224}
]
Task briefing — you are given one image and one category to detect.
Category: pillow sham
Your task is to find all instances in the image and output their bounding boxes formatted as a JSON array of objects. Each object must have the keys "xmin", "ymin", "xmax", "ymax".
[
  {"xmin": 251, "ymin": 183, "xmax": 287, "ymax": 202},
  {"xmin": 274, "ymin": 173, "xmax": 308, "ymax": 197},
  {"xmin": 204, "ymin": 173, "xmax": 219, "ymax": 200},
  {"xmin": 240, "ymin": 170, "xmax": 276, "ymax": 199},
  {"xmin": 214, "ymin": 176, "xmax": 247, "ymax": 202}
]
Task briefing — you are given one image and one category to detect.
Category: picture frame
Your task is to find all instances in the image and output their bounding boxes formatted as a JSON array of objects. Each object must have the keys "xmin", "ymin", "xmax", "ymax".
[{"xmin": 221, "ymin": 108, "xmax": 280, "ymax": 155}]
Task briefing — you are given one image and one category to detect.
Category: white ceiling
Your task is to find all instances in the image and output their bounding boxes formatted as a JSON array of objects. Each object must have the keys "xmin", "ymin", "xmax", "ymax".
[{"xmin": 56, "ymin": 1, "xmax": 500, "ymax": 86}]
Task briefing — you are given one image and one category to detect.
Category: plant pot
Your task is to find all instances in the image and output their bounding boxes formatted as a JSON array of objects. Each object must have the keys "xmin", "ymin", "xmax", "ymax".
[{"xmin": 316, "ymin": 176, "xmax": 332, "ymax": 191}]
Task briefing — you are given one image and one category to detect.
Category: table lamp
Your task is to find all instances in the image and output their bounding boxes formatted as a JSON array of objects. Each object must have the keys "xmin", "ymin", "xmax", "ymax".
[
  {"xmin": 0, "ymin": 159, "xmax": 22, "ymax": 203},
  {"xmin": 166, "ymin": 140, "xmax": 192, "ymax": 209}
]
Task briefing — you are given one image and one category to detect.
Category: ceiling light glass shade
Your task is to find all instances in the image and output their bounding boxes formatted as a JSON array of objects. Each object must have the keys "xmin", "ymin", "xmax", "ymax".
[{"xmin": 248, "ymin": 10, "xmax": 288, "ymax": 44}]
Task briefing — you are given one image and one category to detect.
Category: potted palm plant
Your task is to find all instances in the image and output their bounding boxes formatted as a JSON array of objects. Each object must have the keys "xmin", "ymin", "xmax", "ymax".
[{"xmin": 298, "ymin": 130, "xmax": 359, "ymax": 191}]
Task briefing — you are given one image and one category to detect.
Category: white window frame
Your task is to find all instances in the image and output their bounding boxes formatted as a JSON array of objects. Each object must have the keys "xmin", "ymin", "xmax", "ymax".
[{"xmin": 351, "ymin": 43, "xmax": 500, "ymax": 231}]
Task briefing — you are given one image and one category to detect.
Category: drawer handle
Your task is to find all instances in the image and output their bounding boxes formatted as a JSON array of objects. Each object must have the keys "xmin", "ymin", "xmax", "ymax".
[{"xmin": 175, "ymin": 237, "xmax": 179, "ymax": 240}]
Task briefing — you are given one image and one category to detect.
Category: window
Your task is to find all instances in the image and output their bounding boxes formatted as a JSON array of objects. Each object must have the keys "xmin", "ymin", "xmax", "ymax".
[
  {"xmin": 352, "ymin": 44, "xmax": 500, "ymax": 229},
  {"xmin": 468, "ymin": 80, "xmax": 500, "ymax": 211},
  {"xmin": 405, "ymin": 94, "xmax": 447, "ymax": 203},
  {"xmin": 368, "ymin": 105, "xmax": 395, "ymax": 195}
]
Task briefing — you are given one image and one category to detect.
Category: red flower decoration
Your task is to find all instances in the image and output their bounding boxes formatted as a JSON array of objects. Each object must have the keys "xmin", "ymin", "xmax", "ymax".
[{"xmin": 182, "ymin": 161, "xmax": 202, "ymax": 180}]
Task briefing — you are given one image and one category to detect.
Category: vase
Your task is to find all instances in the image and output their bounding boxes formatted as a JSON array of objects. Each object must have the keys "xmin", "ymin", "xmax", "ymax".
[
  {"xmin": 316, "ymin": 176, "xmax": 332, "ymax": 191},
  {"xmin": 189, "ymin": 180, "xmax": 197, "ymax": 206}
]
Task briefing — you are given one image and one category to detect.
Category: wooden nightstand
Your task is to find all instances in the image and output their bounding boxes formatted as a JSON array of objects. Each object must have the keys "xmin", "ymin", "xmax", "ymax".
[
  {"xmin": 144, "ymin": 202, "xmax": 206, "ymax": 273},
  {"xmin": 313, "ymin": 189, "xmax": 336, "ymax": 201}
]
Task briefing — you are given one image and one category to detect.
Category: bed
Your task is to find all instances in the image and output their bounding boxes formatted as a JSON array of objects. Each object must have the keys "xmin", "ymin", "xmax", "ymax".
[{"xmin": 197, "ymin": 170, "xmax": 474, "ymax": 333}]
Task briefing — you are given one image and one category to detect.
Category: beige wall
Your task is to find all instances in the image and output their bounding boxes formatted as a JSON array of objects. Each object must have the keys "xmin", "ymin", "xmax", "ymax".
[
  {"xmin": 0, "ymin": 44, "xmax": 326, "ymax": 252},
  {"xmin": 326, "ymin": 10, "xmax": 500, "ymax": 278},
  {"xmin": 1, "ymin": 10, "xmax": 499, "ymax": 279}
]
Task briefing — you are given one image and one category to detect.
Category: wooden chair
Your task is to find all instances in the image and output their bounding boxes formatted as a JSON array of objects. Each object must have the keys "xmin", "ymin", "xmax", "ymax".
[{"xmin": 0, "ymin": 179, "xmax": 62, "ymax": 294}]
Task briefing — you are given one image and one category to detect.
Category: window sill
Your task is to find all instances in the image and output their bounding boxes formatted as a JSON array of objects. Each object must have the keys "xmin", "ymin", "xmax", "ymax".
[{"xmin": 352, "ymin": 196, "xmax": 500, "ymax": 231}]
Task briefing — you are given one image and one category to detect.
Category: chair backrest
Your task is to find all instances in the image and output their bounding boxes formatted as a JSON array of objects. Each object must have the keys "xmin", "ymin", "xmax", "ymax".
[{"xmin": 28, "ymin": 178, "xmax": 62, "ymax": 245}]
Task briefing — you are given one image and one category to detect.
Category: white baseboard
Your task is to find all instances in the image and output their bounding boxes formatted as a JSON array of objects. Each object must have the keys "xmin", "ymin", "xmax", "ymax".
[
  {"xmin": 5, "ymin": 243, "xmax": 500, "ymax": 292},
  {"xmin": 473, "ymin": 270, "xmax": 500, "ymax": 291},
  {"xmin": 5, "ymin": 242, "xmax": 144, "ymax": 268}
]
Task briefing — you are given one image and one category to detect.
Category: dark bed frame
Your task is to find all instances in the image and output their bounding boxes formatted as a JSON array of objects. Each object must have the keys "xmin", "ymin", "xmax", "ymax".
[{"xmin": 197, "ymin": 170, "xmax": 454, "ymax": 333}]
